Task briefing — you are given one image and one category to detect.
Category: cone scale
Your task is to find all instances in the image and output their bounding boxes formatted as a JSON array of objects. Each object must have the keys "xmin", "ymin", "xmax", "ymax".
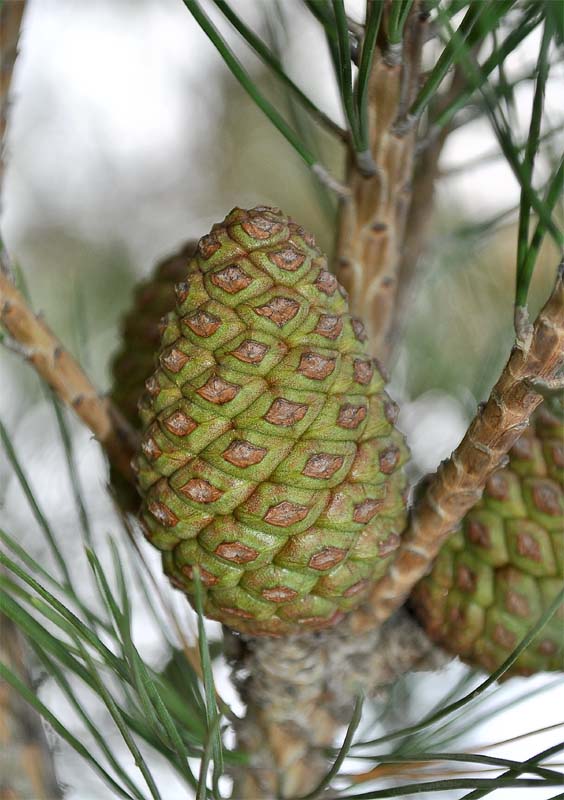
[
  {"xmin": 411, "ymin": 403, "xmax": 564, "ymax": 677},
  {"xmin": 134, "ymin": 207, "xmax": 408, "ymax": 636}
]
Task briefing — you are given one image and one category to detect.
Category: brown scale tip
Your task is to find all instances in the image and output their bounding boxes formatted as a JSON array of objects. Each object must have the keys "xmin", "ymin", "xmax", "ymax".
[
  {"xmin": 298, "ymin": 352, "xmax": 336, "ymax": 380},
  {"xmin": 264, "ymin": 501, "xmax": 309, "ymax": 527},
  {"xmin": 255, "ymin": 296, "xmax": 300, "ymax": 327},
  {"xmin": 211, "ymin": 265, "xmax": 252, "ymax": 294}
]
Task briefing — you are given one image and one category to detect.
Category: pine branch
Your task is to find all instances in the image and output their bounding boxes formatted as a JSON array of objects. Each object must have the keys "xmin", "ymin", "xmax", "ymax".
[
  {"xmin": 2, "ymin": 6, "xmax": 562, "ymax": 798},
  {"xmin": 181, "ymin": 0, "xmax": 349, "ymax": 197},
  {"xmin": 334, "ymin": 2, "xmax": 427, "ymax": 362},
  {"xmin": 0, "ymin": 612, "xmax": 63, "ymax": 800},
  {"xmin": 363, "ymin": 261, "xmax": 564, "ymax": 627},
  {"xmin": 0, "ymin": 268, "xmax": 139, "ymax": 483}
]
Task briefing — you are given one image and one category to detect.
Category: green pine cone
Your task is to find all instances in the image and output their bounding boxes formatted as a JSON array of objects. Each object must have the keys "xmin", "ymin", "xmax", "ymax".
[
  {"xmin": 134, "ymin": 206, "xmax": 409, "ymax": 636},
  {"xmin": 411, "ymin": 402, "xmax": 564, "ymax": 677},
  {"xmin": 111, "ymin": 241, "xmax": 198, "ymax": 428}
]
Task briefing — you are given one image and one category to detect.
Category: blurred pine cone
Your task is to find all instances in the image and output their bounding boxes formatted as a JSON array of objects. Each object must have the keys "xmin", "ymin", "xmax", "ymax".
[
  {"xmin": 411, "ymin": 401, "xmax": 564, "ymax": 677},
  {"xmin": 111, "ymin": 241, "xmax": 197, "ymax": 427},
  {"xmin": 110, "ymin": 241, "xmax": 197, "ymax": 510}
]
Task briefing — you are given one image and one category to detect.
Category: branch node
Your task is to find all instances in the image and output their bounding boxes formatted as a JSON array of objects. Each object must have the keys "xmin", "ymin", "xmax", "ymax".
[
  {"xmin": 355, "ymin": 148, "xmax": 378, "ymax": 177},
  {"xmin": 467, "ymin": 436, "xmax": 495, "ymax": 458},
  {"xmin": 514, "ymin": 304, "xmax": 533, "ymax": 351},
  {"xmin": 392, "ymin": 112, "xmax": 418, "ymax": 137},
  {"xmin": 384, "ymin": 42, "xmax": 403, "ymax": 68},
  {"xmin": 524, "ymin": 374, "xmax": 564, "ymax": 396}
]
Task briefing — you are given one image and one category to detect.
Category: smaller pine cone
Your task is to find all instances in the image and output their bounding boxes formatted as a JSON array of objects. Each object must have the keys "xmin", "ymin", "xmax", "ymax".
[
  {"xmin": 111, "ymin": 241, "xmax": 198, "ymax": 427},
  {"xmin": 135, "ymin": 206, "xmax": 409, "ymax": 636},
  {"xmin": 411, "ymin": 403, "xmax": 564, "ymax": 677},
  {"xmin": 110, "ymin": 242, "xmax": 197, "ymax": 510}
]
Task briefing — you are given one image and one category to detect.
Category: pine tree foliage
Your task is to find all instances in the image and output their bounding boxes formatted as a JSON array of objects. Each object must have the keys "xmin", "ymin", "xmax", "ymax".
[{"xmin": 1, "ymin": 0, "xmax": 563, "ymax": 798}]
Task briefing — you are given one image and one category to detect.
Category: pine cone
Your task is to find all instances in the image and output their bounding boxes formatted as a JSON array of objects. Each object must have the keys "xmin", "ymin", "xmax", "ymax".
[
  {"xmin": 134, "ymin": 206, "xmax": 409, "ymax": 636},
  {"xmin": 111, "ymin": 241, "xmax": 198, "ymax": 428},
  {"xmin": 411, "ymin": 402, "xmax": 564, "ymax": 676}
]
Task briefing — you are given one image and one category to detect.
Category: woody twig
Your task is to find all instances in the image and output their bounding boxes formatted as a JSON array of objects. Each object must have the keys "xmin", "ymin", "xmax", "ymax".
[
  {"xmin": 1, "ymin": 613, "xmax": 64, "ymax": 800},
  {"xmin": 361, "ymin": 261, "xmax": 564, "ymax": 628},
  {"xmin": 0, "ymin": 269, "xmax": 139, "ymax": 483},
  {"xmin": 1, "ymin": 8, "xmax": 65, "ymax": 799}
]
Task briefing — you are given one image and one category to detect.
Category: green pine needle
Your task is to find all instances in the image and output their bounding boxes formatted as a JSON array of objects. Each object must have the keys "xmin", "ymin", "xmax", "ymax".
[
  {"xmin": 353, "ymin": 585, "xmax": 564, "ymax": 751},
  {"xmin": 193, "ymin": 568, "xmax": 224, "ymax": 797},
  {"xmin": 432, "ymin": 5, "xmax": 543, "ymax": 130},
  {"xmin": 515, "ymin": 20, "xmax": 553, "ymax": 304},
  {"xmin": 0, "ymin": 661, "xmax": 142, "ymax": 800},
  {"xmin": 298, "ymin": 694, "xmax": 364, "ymax": 800},
  {"xmin": 387, "ymin": 0, "xmax": 414, "ymax": 45},
  {"xmin": 0, "ymin": 417, "xmax": 74, "ymax": 589},
  {"xmin": 462, "ymin": 740, "xmax": 564, "ymax": 800},
  {"xmin": 181, "ymin": 0, "xmax": 347, "ymax": 194},
  {"xmin": 356, "ymin": 0, "xmax": 384, "ymax": 153},
  {"xmin": 212, "ymin": 0, "xmax": 345, "ymax": 140}
]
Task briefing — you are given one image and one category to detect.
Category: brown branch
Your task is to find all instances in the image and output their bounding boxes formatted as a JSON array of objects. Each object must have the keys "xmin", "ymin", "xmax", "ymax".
[
  {"xmin": 1, "ymin": 613, "xmax": 63, "ymax": 800},
  {"xmin": 0, "ymin": 271, "xmax": 139, "ymax": 483},
  {"xmin": 0, "ymin": 8, "xmax": 138, "ymax": 486},
  {"xmin": 334, "ymin": 4, "xmax": 427, "ymax": 363},
  {"xmin": 361, "ymin": 262, "xmax": 564, "ymax": 628},
  {"xmin": 387, "ymin": 129, "xmax": 446, "ymax": 352}
]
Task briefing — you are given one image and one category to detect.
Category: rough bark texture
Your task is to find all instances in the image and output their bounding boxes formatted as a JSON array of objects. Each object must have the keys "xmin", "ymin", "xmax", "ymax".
[
  {"xmin": 365, "ymin": 263, "xmax": 564, "ymax": 626},
  {"xmin": 227, "ymin": 609, "xmax": 445, "ymax": 799},
  {"xmin": 0, "ymin": 273, "xmax": 139, "ymax": 482},
  {"xmin": 334, "ymin": 5, "xmax": 427, "ymax": 363},
  {"xmin": 1, "ymin": 615, "xmax": 63, "ymax": 800}
]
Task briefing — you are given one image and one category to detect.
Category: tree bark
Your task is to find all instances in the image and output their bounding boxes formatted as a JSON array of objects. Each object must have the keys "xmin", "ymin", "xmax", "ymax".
[{"xmin": 334, "ymin": 4, "xmax": 427, "ymax": 363}]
